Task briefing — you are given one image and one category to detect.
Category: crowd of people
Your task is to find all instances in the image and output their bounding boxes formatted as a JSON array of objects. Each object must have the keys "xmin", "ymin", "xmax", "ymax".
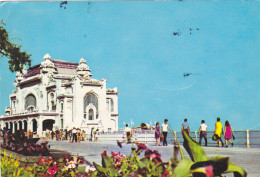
[
  {"xmin": 0, "ymin": 127, "xmax": 100, "ymax": 144},
  {"xmin": 179, "ymin": 117, "xmax": 234, "ymax": 147},
  {"xmin": 41, "ymin": 127, "xmax": 100, "ymax": 143},
  {"xmin": 149, "ymin": 117, "xmax": 234, "ymax": 147}
]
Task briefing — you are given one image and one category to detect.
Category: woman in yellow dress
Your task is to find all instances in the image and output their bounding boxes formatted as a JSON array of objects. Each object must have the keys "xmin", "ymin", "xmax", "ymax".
[{"xmin": 215, "ymin": 117, "xmax": 224, "ymax": 147}]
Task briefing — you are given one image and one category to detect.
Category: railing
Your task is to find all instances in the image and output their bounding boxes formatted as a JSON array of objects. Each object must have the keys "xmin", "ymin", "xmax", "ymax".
[{"xmin": 98, "ymin": 130, "xmax": 260, "ymax": 148}]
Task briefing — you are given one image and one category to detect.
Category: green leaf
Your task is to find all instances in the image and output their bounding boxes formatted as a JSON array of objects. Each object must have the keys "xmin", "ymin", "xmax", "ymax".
[
  {"xmin": 93, "ymin": 162, "xmax": 107, "ymax": 174},
  {"xmin": 102, "ymin": 155, "xmax": 113, "ymax": 168},
  {"xmin": 173, "ymin": 158, "xmax": 194, "ymax": 177},
  {"xmin": 108, "ymin": 166, "xmax": 118, "ymax": 176},
  {"xmin": 224, "ymin": 158, "xmax": 247, "ymax": 177},
  {"xmin": 182, "ymin": 131, "xmax": 208, "ymax": 162}
]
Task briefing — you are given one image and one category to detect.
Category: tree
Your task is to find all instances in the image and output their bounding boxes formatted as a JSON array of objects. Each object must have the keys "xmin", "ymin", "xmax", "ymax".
[{"xmin": 0, "ymin": 19, "xmax": 31, "ymax": 72}]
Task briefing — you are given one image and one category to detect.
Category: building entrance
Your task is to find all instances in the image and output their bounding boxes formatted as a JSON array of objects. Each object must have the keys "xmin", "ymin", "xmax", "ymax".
[{"xmin": 43, "ymin": 119, "xmax": 55, "ymax": 131}]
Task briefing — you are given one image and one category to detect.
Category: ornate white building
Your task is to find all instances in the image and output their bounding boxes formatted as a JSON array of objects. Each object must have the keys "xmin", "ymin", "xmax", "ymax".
[{"xmin": 0, "ymin": 54, "xmax": 119, "ymax": 135}]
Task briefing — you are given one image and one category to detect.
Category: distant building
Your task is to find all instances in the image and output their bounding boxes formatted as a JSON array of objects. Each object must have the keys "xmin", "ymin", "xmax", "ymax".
[{"xmin": 0, "ymin": 54, "xmax": 119, "ymax": 135}]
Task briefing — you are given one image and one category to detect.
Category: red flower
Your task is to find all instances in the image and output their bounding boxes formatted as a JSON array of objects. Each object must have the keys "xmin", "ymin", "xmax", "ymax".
[
  {"xmin": 39, "ymin": 157, "xmax": 46, "ymax": 165},
  {"xmin": 47, "ymin": 165, "xmax": 58, "ymax": 174},
  {"xmin": 144, "ymin": 149, "xmax": 162, "ymax": 164},
  {"xmin": 136, "ymin": 143, "xmax": 147, "ymax": 150},
  {"xmin": 161, "ymin": 170, "xmax": 170, "ymax": 177},
  {"xmin": 101, "ymin": 150, "xmax": 107, "ymax": 157}
]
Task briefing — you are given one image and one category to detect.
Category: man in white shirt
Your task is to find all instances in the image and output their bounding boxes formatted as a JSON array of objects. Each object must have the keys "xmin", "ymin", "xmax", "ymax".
[
  {"xmin": 161, "ymin": 119, "xmax": 171, "ymax": 146},
  {"xmin": 199, "ymin": 120, "xmax": 207, "ymax": 146},
  {"xmin": 72, "ymin": 127, "xmax": 77, "ymax": 143},
  {"xmin": 124, "ymin": 124, "xmax": 132, "ymax": 143}
]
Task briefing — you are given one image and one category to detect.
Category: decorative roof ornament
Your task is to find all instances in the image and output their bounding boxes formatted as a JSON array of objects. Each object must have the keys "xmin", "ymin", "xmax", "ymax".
[
  {"xmin": 15, "ymin": 65, "xmax": 27, "ymax": 82},
  {"xmin": 44, "ymin": 53, "xmax": 52, "ymax": 60},
  {"xmin": 40, "ymin": 53, "xmax": 55, "ymax": 72},
  {"xmin": 77, "ymin": 57, "xmax": 92, "ymax": 79},
  {"xmin": 15, "ymin": 71, "xmax": 23, "ymax": 82}
]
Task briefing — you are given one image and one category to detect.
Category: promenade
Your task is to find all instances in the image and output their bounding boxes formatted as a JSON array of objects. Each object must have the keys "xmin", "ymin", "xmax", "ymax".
[{"xmin": 48, "ymin": 140, "xmax": 260, "ymax": 177}]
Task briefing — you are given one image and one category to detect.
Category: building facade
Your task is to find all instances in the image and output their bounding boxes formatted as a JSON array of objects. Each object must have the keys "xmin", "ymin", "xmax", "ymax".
[{"xmin": 0, "ymin": 54, "xmax": 119, "ymax": 136}]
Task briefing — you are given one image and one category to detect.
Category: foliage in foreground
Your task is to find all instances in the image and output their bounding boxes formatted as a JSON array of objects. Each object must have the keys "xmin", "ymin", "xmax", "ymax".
[
  {"xmin": 1, "ymin": 150, "xmax": 31, "ymax": 177},
  {"xmin": 1, "ymin": 132, "xmax": 247, "ymax": 177},
  {"xmin": 91, "ymin": 132, "xmax": 247, "ymax": 177}
]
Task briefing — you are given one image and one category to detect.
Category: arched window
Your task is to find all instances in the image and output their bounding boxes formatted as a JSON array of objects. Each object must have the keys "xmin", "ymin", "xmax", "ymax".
[
  {"xmin": 88, "ymin": 109, "xmax": 94, "ymax": 120},
  {"xmin": 84, "ymin": 93, "xmax": 98, "ymax": 111},
  {"xmin": 84, "ymin": 93, "xmax": 98, "ymax": 120},
  {"xmin": 48, "ymin": 92, "xmax": 56, "ymax": 111},
  {"xmin": 25, "ymin": 94, "xmax": 37, "ymax": 111}
]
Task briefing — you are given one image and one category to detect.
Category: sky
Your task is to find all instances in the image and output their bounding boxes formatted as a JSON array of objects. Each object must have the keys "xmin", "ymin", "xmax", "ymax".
[{"xmin": 1, "ymin": 1, "xmax": 260, "ymax": 131}]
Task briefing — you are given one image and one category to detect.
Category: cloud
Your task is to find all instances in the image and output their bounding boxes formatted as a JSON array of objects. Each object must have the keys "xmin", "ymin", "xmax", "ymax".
[{"xmin": 160, "ymin": 84, "xmax": 193, "ymax": 92}]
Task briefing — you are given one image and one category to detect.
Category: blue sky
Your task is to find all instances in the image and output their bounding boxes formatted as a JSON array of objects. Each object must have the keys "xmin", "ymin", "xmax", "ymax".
[{"xmin": 1, "ymin": 1, "xmax": 260, "ymax": 131}]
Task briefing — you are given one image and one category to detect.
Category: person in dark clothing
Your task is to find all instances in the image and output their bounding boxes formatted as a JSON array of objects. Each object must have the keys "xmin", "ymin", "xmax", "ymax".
[{"xmin": 51, "ymin": 131, "xmax": 55, "ymax": 140}]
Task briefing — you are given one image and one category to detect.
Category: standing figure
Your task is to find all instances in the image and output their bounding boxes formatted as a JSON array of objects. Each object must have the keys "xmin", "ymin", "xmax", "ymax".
[
  {"xmin": 215, "ymin": 117, "xmax": 224, "ymax": 147},
  {"xmin": 95, "ymin": 129, "xmax": 99, "ymax": 141},
  {"xmin": 90, "ymin": 128, "xmax": 94, "ymax": 141},
  {"xmin": 68, "ymin": 130, "xmax": 72, "ymax": 142},
  {"xmin": 77, "ymin": 128, "xmax": 81, "ymax": 142},
  {"xmin": 155, "ymin": 122, "xmax": 161, "ymax": 146},
  {"xmin": 124, "ymin": 124, "xmax": 132, "ymax": 144},
  {"xmin": 224, "ymin": 120, "xmax": 234, "ymax": 147},
  {"xmin": 199, "ymin": 120, "xmax": 208, "ymax": 146},
  {"xmin": 161, "ymin": 119, "xmax": 171, "ymax": 146},
  {"xmin": 81, "ymin": 130, "xmax": 85, "ymax": 141},
  {"xmin": 181, "ymin": 118, "xmax": 190, "ymax": 135},
  {"xmin": 72, "ymin": 127, "xmax": 77, "ymax": 143},
  {"xmin": 51, "ymin": 131, "xmax": 55, "ymax": 140}
]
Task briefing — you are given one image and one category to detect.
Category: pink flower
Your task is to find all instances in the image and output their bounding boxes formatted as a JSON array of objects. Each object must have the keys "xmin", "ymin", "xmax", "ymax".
[
  {"xmin": 47, "ymin": 165, "xmax": 58, "ymax": 174},
  {"xmin": 144, "ymin": 149, "xmax": 162, "ymax": 164},
  {"xmin": 205, "ymin": 165, "xmax": 214, "ymax": 177},
  {"xmin": 39, "ymin": 157, "xmax": 46, "ymax": 165}
]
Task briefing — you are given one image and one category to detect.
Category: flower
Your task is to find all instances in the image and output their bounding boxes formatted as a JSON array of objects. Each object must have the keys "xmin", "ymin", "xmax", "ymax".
[
  {"xmin": 67, "ymin": 161, "xmax": 76, "ymax": 168},
  {"xmin": 101, "ymin": 151, "xmax": 107, "ymax": 157},
  {"xmin": 135, "ymin": 143, "xmax": 147, "ymax": 155},
  {"xmin": 47, "ymin": 165, "xmax": 58, "ymax": 174},
  {"xmin": 144, "ymin": 149, "xmax": 162, "ymax": 164},
  {"xmin": 85, "ymin": 165, "xmax": 96, "ymax": 173},
  {"xmin": 136, "ymin": 143, "xmax": 147, "ymax": 151},
  {"xmin": 161, "ymin": 170, "xmax": 170, "ymax": 177},
  {"xmin": 39, "ymin": 157, "xmax": 46, "ymax": 165}
]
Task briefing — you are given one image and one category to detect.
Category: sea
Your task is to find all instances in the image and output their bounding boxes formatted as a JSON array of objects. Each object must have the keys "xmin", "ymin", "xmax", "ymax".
[{"xmin": 169, "ymin": 130, "xmax": 260, "ymax": 148}]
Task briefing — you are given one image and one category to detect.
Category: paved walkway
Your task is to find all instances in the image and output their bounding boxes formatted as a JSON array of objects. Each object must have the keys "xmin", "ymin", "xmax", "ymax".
[{"xmin": 48, "ymin": 140, "xmax": 260, "ymax": 177}]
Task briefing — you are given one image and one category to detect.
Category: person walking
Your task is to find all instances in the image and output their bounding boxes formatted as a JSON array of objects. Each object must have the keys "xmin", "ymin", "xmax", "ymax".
[
  {"xmin": 161, "ymin": 119, "xmax": 171, "ymax": 146},
  {"xmin": 155, "ymin": 122, "xmax": 161, "ymax": 146},
  {"xmin": 224, "ymin": 120, "xmax": 234, "ymax": 147},
  {"xmin": 199, "ymin": 120, "xmax": 207, "ymax": 146},
  {"xmin": 215, "ymin": 117, "xmax": 224, "ymax": 147},
  {"xmin": 181, "ymin": 118, "xmax": 190, "ymax": 135}
]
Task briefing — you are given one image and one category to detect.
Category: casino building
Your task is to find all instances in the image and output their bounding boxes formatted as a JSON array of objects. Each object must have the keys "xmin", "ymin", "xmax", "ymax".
[{"xmin": 0, "ymin": 54, "xmax": 119, "ymax": 135}]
